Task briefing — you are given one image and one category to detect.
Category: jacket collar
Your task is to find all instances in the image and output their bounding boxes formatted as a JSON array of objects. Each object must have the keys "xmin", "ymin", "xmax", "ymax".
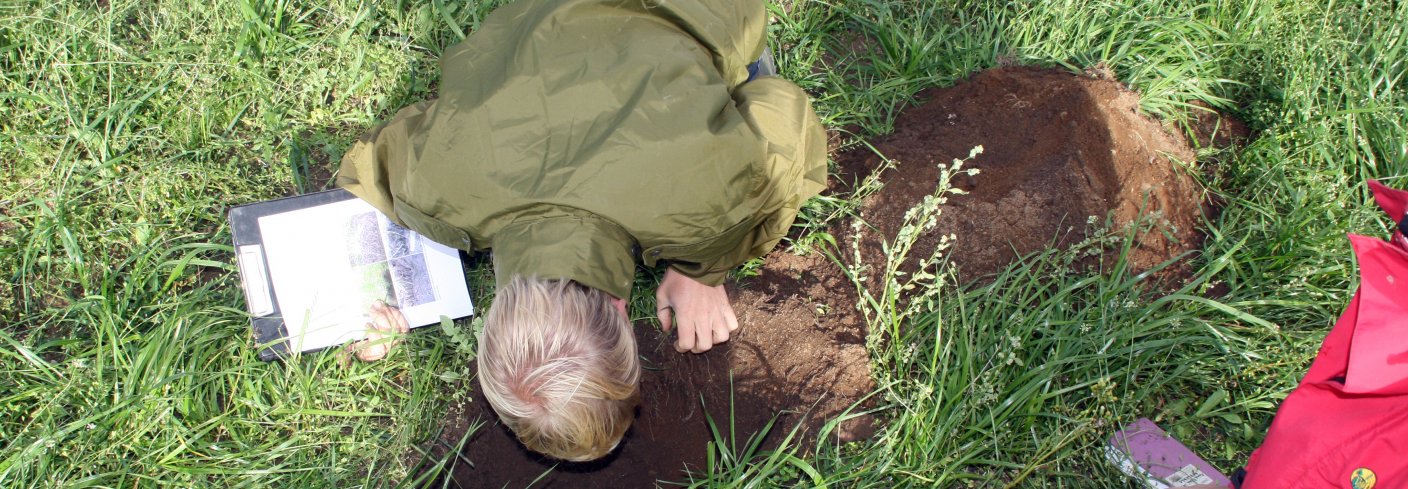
[{"xmin": 490, "ymin": 214, "xmax": 636, "ymax": 299}]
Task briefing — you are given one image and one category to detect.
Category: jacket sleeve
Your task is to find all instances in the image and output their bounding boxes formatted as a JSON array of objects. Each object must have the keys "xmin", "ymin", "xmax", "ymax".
[
  {"xmin": 334, "ymin": 100, "xmax": 437, "ymax": 226},
  {"xmin": 668, "ymin": 77, "xmax": 828, "ymax": 286}
]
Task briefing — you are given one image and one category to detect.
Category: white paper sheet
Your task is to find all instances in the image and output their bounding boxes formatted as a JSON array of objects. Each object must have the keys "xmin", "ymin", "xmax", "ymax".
[{"xmin": 257, "ymin": 198, "xmax": 473, "ymax": 352}]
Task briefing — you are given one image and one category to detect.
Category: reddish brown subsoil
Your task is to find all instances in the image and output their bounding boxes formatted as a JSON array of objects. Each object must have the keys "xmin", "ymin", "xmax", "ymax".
[
  {"xmin": 837, "ymin": 66, "xmax": 1214, "ymax": 285},
  {"xmin": 428, "ymin": 66, "xmax": 1225, "ymax": 488}
]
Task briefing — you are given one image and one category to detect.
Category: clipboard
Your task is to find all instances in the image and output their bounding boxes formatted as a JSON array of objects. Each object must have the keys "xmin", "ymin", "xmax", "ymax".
[{"xmin": 228, "ymin": 189, "xmax": 473, "ymax": 361}]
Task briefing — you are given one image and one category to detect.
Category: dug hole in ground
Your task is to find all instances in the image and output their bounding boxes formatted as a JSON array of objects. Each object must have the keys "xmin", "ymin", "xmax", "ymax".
[{"xmin": 431, "ymin": 66, "xmax": 1245, "ymax": 488}]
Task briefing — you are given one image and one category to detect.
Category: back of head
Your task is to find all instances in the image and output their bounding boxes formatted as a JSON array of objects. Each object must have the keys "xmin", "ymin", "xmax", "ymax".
[{"xmin": 477, "ymin": 276, "xmax": 640, "ymax": 461}]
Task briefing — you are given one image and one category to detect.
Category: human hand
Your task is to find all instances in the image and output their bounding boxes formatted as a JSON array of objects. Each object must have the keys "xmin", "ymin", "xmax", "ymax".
[
  {"xmin": 655, "ymin": 268, "xmax": 739, "ymax": 353},
  {"xmin": 347, "ymin": 301, "xmax": 408, "ymax": 362}
]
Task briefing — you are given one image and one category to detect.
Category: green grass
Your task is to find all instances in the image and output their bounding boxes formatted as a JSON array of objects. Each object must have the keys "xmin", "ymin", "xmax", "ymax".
[{"xmin": 3, "ymin": 0, "xmax": 1406, "ymax": 487}]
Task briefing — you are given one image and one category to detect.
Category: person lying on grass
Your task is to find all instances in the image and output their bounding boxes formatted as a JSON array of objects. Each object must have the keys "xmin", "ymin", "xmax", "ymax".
[{"xmin": 337, "ymin": 0, "xmax": 826, "ymax": 462}]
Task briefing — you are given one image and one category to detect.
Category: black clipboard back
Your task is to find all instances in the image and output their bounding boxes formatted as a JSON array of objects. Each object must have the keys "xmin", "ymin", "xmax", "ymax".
[{"xmin": 228, "ymin": 189, "xmax": 356, "ymax": 361}]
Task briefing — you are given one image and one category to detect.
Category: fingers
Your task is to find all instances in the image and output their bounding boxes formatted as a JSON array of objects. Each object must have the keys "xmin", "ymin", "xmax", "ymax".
[
  {"xmin": 668, "ymin": 304, "xmax": 742, "ymax": 354},
  {"xmin": 712, "ymin": 319, "xmax": 730, "ymax": 344},
  {"xmin": 674, "ymin": 319, "xmax": 715, "ymax": 354},
  {"xmin": 674, "ymin": 320, "xmax": 695, "ymax": 353},
  {"xmin": 694, "ymin": 318, "xmax": 713, "ymax": 353},
  {"xmin": 354, "ymin": 339, "xmax": 389, "ymax": 362},
  {"xmin": 353, "ymin": 301, "xmax": 407, "ymax": 362},
  {"xmin": 712, "ymin": 302, "xmax": 737, "ymax": 344},
  {"xmin": 675, "ymin": 314, "xmax": 730, "ymax": 354},
  {"xmin": 352, "ymin": 323, "xmax": 391, "ymax": 361},
  {"xmin": 724, "ymin": 301, "xmax": 739, "ymax": 332},
  {"xmin": 388, "ymin": 303, "xmax": 409, "ymax": 333},
  {"xmin": 658, "ymin": 305, "xmax": 674, "ymax": 332},
  {"xmin": 656, "ymin": 273, "xmax": 741, "ymax": 354},
  {"xmin": 371, "ymin": 301, "xmax": 409, "ymax": 334}
]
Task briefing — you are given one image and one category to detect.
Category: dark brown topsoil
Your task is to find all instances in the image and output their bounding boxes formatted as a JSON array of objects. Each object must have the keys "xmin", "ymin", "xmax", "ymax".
[
  {"xmin": 428, "ymin": 66, "xmax": 1236, "ymax": 488},
  {"xmin": 437, "ymin": 251, "xmax": 875, "ymax": 488}
]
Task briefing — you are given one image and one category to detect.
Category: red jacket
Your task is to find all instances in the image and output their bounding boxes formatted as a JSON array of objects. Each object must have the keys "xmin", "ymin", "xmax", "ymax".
[{"xmin": 1240, "ymin": 180, "xmax": 1408, "ymax": 489}]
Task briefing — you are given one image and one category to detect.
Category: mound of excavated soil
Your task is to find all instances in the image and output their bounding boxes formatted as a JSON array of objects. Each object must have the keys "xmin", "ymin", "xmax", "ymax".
[
  {"xmin": 429, "ymin": 66, "xmax": 1231, "ymax": 488},
  {"xmin": 838, "ymin": 66, "xmax": 1220, "ymax": 284}
]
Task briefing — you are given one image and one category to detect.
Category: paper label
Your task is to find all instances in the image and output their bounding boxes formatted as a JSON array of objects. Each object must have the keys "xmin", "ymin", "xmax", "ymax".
[
  {"xmin": 237, "ymin": 245, "xmax": 274, "ymax": 316},
  {"xmin": 1166, "ymin": 464, "xmax": 1215, "ymax": 487}
]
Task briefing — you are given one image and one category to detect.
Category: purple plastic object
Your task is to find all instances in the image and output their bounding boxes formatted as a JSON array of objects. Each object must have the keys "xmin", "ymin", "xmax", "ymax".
[{"xmin": 1104, "ymin": 418, "xmax": 1232, "ymax": 488}]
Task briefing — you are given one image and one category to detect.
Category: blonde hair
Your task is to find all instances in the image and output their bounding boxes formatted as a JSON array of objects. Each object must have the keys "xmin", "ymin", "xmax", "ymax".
[{"xmin": 477, "ymin": 276, "xmax": 640, "ymax": 461}]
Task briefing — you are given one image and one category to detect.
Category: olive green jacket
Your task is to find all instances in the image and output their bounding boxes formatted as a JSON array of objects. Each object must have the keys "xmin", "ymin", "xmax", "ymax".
[{"xmin": 336, "ymin": 0, "xmax": 826, "ymax": 299}]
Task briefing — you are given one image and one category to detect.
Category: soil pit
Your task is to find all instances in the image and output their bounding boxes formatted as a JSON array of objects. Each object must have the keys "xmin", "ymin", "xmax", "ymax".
[
  {"xmin": 440, "ymin": 249, "xmax": 876, "ymax": 488},
  {"xmin": 430, "ymin": 66, "xmax": 1223, "ymax": 488}
]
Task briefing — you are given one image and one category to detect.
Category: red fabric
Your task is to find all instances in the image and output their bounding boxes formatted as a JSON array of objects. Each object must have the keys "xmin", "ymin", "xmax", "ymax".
[
  {"xmin": 1241, "ymin": 288, "xmax": 1408, "ymax": 488},
  {"xmin": 1240, "ymin": 181, "xmax": 1408, "ymax": 489},
  {"xmin": 1370, "ymin": 179, "xmax": 1408, "ymax": 253},
  {"xmin": 1342, "ymin": 235, "xmax": 1408, "ymax": 394},
  {"xmin": 1368, "ymin": 179, "xmax": 1408, "ymax": 222}
]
